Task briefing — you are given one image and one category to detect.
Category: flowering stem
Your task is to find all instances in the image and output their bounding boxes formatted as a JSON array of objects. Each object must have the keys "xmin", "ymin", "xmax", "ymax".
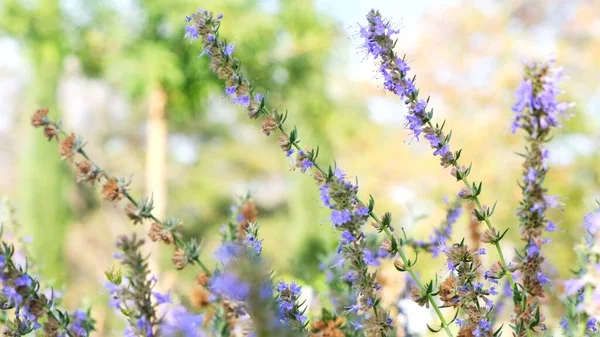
[
  {"xmin": 33, "ymin": 119, "xmax": 213, "ymax": 277},
  {"xmin": 286, "ymin": 124, "xmax": 452, "ymax": 335},
  {"xmin": 460, "ymin": 174, "xmax": 515, "ymax": 287},
  {"xmin": 3, "ymin": 253, "xmax": 77, "ymax": 337}
]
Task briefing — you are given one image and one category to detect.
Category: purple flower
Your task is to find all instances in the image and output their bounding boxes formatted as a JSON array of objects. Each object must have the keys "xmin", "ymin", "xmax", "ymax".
[
  {"xmin": 286, "ymin": 149, "xmax": 295, "ymax": 157},
  {"xmin": 474, "ymin": 248, "xmax": 486, "ymax": 255},
  {"xmin": 333, "ymin": 168, "xmax": 345, "ymax": 180},
  {"xmin": 526, "ymin": 243, "xmax": 540, "ymax": 257},
  {"xmin": 546, "ymin": 220, "xmax": 557, "ymax": 232},
  {"xmin": 448, "ymin": 207, "xmax": 462, "ymax": 224},
  {"xmin": 424, "ymin": 133, "xmax": 441, "ymax": 148},
  {"xmin": 225, "ymin": 86, "xmax": 237, "ymax": 96},
  {"xmin": 363, "ymin": 250, "xmax": 380, "ymax": 266},
  {"xmin": 396, "ymin": 58, "xmax": 410, "ymax": 75},
  {"xmin": 15, "ymin": 274, "xmax": 32, "ymax": 287},
  {"xmin": 563, "ymin": 278, "xmax": 586, "ymax": 296},
  {"xmin": 276, "ymin": 281, "xmax": 288, "ymax": 292},
  {"xmin": 404, "ymin": 115, "xmax": 423, "ymax": 139},
  {"xmin": 331, "ymin": 209, "xmax": 352, "ymax": 226},
  {"xmin": 343, "ymin": 271, "xmax": 358, "ymax": 282},
  {"xmin": 2, "ymin": 286, "xmax": 22, "ymax": 307},
  {"xmin": 350, "ymin": 321, "xmax": 363, "ymax": 331},
  {"xmin": 537, "ymin": 272, "xmax": 551, "ymax": 285},
  {"xmin": 209, "ymin": 271, "xmax": 250, "ymax": 301},
  {"xmin": 300, "ymin": 159, "xmax": 313, "ymax": 172},
  {"xmin": 255, "ymin": 93, "xmax": 263, "ymax": 102},
  {"xmin": 541, "ymin": 148, "xmax": 550, "ymax": 168},
  {"xmin": 433, "ymin": 144, "xmax": 450, "ymax": 157},
  {"xmin": 319, "ymin": 185, "xmax": 333, "ymax": 208},
  {"xmin": 526, "ymin": 168, "xmax": 537, "ymax": 182},
  {"xmin": 289, "ymin": 282, "xmax": 302, "ymax": 296},
  {"xmin": 559, "ymin": 317, "xmax": 568, "ymax": 331},
  {"xmin": 153, "ymin": 291, "xmax": 172, "ymax": 305},
  {"xmin": 587, "ymin": 318, "xmax": 597, "ymax": 332},
  {"xmin": 511, "ymin": 80, "xmax": 533, "ymax": 114},
  {"xmin": 483, "ymin": 297, "xmax": 494, "ymax": 310},
  {"xmin": 489, "ymin": 286, "xmax": 498, "ymax": 295},
  {"xmin": 341, "ymin": 231, "xmax": 356, "ymax": 244},
  {"xmin": 455, "ymin": 318, "xmax": 464, "ymax": 327},
  {"xmin": 544, "ymin": 195, "xmax": 563, "ymax": 210},
  {"xmin": 279, "ymin": 300, "xmax": 293, "ymax": 312},
  {"xmin": 484, "ymin": 270, "xmax": 498, "ymax": 284},
  {"xmin": 413, "ymin": 99, "xmax": 427, "ymax": 114},
  {"xmin": 295, "ymin": 313, "xmax": 307, "ymax": 324},
  {"xmin": 474, "ymin": 283, "xmax": 484, "ymax": 292},
  {"xmin": 446, "ymin": 260, "xmax": 457, "ymax": 272},
  {"xmin": 354, "ymin": 206, "xmax": 369, "ymax": 217},
  {"xmin": 184, "ymin": 25, "xmax": 199, "ymax": 41},
  {"xmin": 245, "ymin": 236, "xmax": 263, "ymax": 255},
  {"xmin": 259, "ymin": 282, "xmax": 273, "ymax": 299},
  {"xmin": 224, "ymin": 43, "xmax": 235, "ymax": 57},
  {"xmin": 584, "ymin": 209, "xmax": 600, "ymax": 233},
  {"xmin": 214, "ymin": 242, "xmax": 242, "ymax": 265},
  {"xmin": 161, "ymin": 305, "xmax": 204, "ymax": 337},
  {"xmin": 232, "ymin": 95, "xmax": 250, "ymax": 107}
]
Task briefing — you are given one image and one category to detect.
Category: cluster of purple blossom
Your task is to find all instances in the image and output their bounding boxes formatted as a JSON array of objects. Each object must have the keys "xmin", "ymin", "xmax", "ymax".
[
  {"xmin": 360, "ymin": 10, "xmax": 454, "ymax": 166},
  {"xmin": 559, "ymin": 208, "xmax": 600, "ymax": 336},
  {"xmin": 507, "ymin": 56, "xmax": 574, "ymax": 331},
  {"xmin": 275, "ymin": 281, "xmax": 307, "ymax": 329},
  {"xmin": 0, "ymin": 243, "xmax": 94, "ymax": 337},
  {"xmin": 511, "ymin": 57, "xmax": 574, "ymax": 134}
]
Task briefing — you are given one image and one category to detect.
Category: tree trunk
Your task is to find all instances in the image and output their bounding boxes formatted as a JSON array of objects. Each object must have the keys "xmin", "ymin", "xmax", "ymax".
[{"xmin": 145, "ymin": 86, "xmax": 167, "ymax": 283}]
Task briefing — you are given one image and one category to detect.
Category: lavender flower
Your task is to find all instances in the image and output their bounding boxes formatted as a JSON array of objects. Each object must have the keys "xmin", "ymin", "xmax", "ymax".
[
  {"xmin": 275, "ymin": 281, "xmax": 307, "ymax": 329},
  {"xmin": 209, "ymin": 271, "xmax": 250, "ymax": 301},
  {"xmin": 510, "ymin": 57, "xmax": 573, "ymax": 332}
]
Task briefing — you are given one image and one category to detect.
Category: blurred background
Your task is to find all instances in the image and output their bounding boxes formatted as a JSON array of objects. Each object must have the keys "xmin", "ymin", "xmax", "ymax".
[{"xmin": 0, "ymin": 0, "xmax": 599, "ymax": 335}]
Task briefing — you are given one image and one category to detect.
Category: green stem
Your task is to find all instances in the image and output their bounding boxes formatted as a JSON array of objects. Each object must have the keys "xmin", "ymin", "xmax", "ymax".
[
  {"xmin": 384, "ymin": 226, "xmax": 453, "ymax": 337},
  {"xmin": 460, "ymin": 175, "xmax": 515, "ymax": 288}
]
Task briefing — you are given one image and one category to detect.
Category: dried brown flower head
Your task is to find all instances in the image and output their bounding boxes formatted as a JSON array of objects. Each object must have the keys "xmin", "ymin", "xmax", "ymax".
[
  {"xmin": 125, "ymin": 203, "xmax": 143, "ymax": 225},
  {"xmin": 43, "ymin": 314, "xmax": 61, "ymax": 337},
  {"xmin": 190, "ymin": 286, "xmax": 211, "ymax": 309},
  {"xmin": 75, "ymin": 160, "xmax": 102, "ymax": 185},
  {"xmin": 410, "ymin": 286, "xmax": 429, "ymax": 308},
  {"xmin": 481, "ymin": 228, "xmax": 499, "ymax": 244},
  {"xmin": 172, "ymin": 248, "xmax": 187, "ymax": 270},
  {"xmin": 278, "ymin": 134, "xmax": 291, "ymax": 151},
  {"xmin": 102, "ymin": 178, "xmax": 128, "ymax": 203},
  {"xmin": 237, "ymin": 201, "xmax": 257, "ymax": 239},
  {"xmin": 313, "ymin": 170, "xmax": 325, "ymax": 185},
  {"xmin": 439, "ymin": 277, "xmax": 458, "ymax": 307},
  {"xmin": 147, "ymin": 222, "xmax": 172, "ymax": 244},
  {"xmin": 262, "ymin": 116, "xmax": 278, "ymax": 135},
  {"xmin": 310, "ymin": 317, "xmax": 345, "ymax": 337},
  {"xmin": 27, "ymin": 295, "xmax": 48, "ymax": 318},
  {"xmin": 60, "ymin": 133, "xmax": 76, "ymax": 161},
  {"xmin": 43, "ymin": 124, "xmax": 59, "ymax": 141},
  {"xmin": 31, "ymin": 108, "xmax": 49, "ymax": 127},
  {"xmin": 196, "ymin": 273, "xmax": 210, "ymax": 287}
]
